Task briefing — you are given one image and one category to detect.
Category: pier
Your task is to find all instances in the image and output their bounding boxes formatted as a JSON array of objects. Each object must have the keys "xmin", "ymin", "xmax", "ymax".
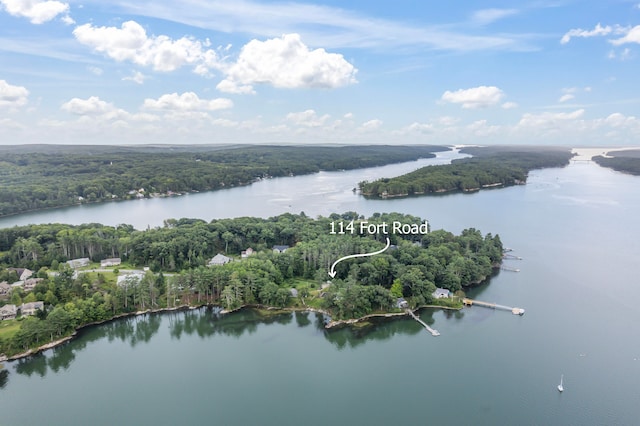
[
  {"xmin": 500, "ymin": 266, "xmax": 520, "ymax": 272},
  {"xmin": 406, "ymin": 309, "xmax": 440, "ymax": 336},
  {"xmin": 463, "ymin": 298, "xmax": 525, "ymax": 316}
]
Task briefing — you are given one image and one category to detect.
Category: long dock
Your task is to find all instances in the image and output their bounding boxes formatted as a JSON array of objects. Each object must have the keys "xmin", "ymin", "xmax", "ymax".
[
  {"xmin": 406, "ymin": 309, "xmax": 440, "ymax": 336},
  {"xmin": 463, "ymin": 298, "xmax": 525, "ymax": 316}
]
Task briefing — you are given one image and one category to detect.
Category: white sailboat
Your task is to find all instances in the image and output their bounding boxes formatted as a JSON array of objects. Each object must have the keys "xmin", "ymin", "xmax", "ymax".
[{"xmin": 557, "ymin": 374, "xmax": 564, "ymax": 392}]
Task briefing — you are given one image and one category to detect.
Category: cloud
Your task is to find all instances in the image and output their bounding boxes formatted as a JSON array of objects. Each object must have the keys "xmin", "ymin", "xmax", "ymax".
[
  {"xmin": 142, "ymin": 92, "xmax": 233, "ymax": 111},
  {"xmin": 517, "ymin": 109, "xmax": 585, "ymax": 127},
  {"xmin": 558, "ymin": 94, "xmax": 574, "ymax": 103},
  {"xmin": 123, "ymin": 71, "xmax": 146, "ymax": 84},
  {"xmin": 0, "ymin": 79, "xmax": 29, "ymax": 108},
  {"xmin": 472, "ymin": 8, "xmax": 518, "ymax": 26},
  {"xmin": 61, "ymin": 96, "xmax": 117, "ymax": 115},
  {"xmin": 561, "ymin": 23, "xmax": 614, "ymax": 44},
  {"xmin": 405, "ymin": 122, "xmax": 434, "ymax": 134},
  {"xmin": 502, "ymin": 102, "xmax": 518, "ymax": 109},
  {"xmin": 359, "ymin": 119, "xmax": 382, "ymax": 131},
  {"xmin": 285, "ymin": 109, "xmax": 330, "ymax": 127},
  {"xmin": 217, "ymin": 34, "xmax": 357, "ymax": 94},
  {"xmin": 73, "ymin": 20, "xmax": 220, "ymax": 72},
  {"xmin": 610, "ymin": 25, "xmax": 640, "ymax": 45},
  {"xmin": 1, "ymin": 0, "xmax": 69, "ymax": 24},
  {"xmin": 441, "ymin": 86, "xmax": 504, "ymax": 109}
]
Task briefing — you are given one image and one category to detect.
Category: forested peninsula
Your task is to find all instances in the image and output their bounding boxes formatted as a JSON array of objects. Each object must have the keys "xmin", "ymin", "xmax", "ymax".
[
  {"xmin": 359, "ymin": 146, "xmax": 573, "ymax": 198},
  {"xmin": 0, "ymin": 144, "xmax": 447, "ymax": 217},
  {"xmin": 592, "ymin": 149, "xmax": 640, "ymax": 176},
  {"xmin": 0, "ymin": 212, "xmax": 503, "ymax": 358}
]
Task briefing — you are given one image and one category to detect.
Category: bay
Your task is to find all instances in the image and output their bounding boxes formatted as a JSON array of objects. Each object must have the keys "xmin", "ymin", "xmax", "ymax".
[{"xmin": 1, "ymin": 152, "xmax": 640, "ymax": 425}]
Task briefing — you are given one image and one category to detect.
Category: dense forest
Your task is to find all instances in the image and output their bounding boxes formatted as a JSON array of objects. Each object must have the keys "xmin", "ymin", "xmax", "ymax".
[
  {"xmin": 592, "ymin": 149, "xmax": 640, "ymax": 176},
  {"xmin": 359, "ymin": 146, "xmax": 573, "ymax": 197},
  {"xmin": 0, "ymin": 212, "xmax": 503, "ymax": 356},
  {"xmin": 0, "ymin": 144, "xmax": 447, "ymax": 217}
]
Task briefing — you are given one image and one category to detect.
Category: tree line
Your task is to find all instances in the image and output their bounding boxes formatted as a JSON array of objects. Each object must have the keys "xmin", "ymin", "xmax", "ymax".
[
  {"xmin": 0, "ymin": 144, "xmax": 447, "ymax": 217},
  {"xmin": 359, "ymin": 146, "xmax": 573, "ymax": 197},
  {"xmin": 0, "ymin": 212, "xmax": 502, "ymax": 356}
]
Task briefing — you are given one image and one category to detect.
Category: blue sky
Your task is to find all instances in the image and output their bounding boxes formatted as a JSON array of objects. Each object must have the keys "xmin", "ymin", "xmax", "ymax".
[{"xmin": 1, "ymin": 0, "xmax": 639, "ymax": 146}]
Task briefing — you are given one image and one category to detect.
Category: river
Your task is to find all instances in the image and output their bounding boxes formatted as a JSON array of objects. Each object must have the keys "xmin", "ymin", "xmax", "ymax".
[{"xmin": 1, "ymin": 149, "xmax": 639, "ymax": 425}]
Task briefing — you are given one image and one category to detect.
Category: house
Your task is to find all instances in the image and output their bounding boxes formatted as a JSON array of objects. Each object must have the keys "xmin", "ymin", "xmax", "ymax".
[
  {"xmin": 0, "ymin": 304, "xmax": 17, "ymax": 320},
  {"xmin": 101, "ymin": 258, "xmax": 122, "ymax": 267},
  {"xmin": 432, "ymin": 288, "xmax": 451, "ymax": 299},
  {"xmin": 20, "ymin": 301, "xmax": 44, "ymax": 317},
  {"xmin": 67, "ymin": 258, "xmax": 90, "ymax": 269},
  {"xmin": 272, "ymin": 245, "xmax": 290, "ymax": 254},
  {"xmin": 0, "ymin": 281, "xmax": 11, "ymax": 297},
  {"xmin": 116, "ymin": 272, "xmax": 145, "ymax": 287},
  {"xmin": 208, "ymin": 253, "xmax": 232, "ymax": 266},
  {"xmin": 7, "ymin": 268, "xmax": 33, "ymax": 281},
  {"xmin": 241, "ymin": 248, "xmax": 254, "ymax": 258},
  {"xmin": 23, "ymin": 278, "xmax": 44, "ymax": 292},
  {"xmin": 290, "ymin": 288, "xmax": 298, "ymax": 297},
  {"xmin": 396, "ymin": 297, "xmax": 409, "ymax": 309}
]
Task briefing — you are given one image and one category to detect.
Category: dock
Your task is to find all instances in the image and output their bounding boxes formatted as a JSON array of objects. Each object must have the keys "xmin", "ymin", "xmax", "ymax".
[
  {"xmin": 500, "ymin": 266, "xmax": 520, "ymax": 272},
  {"xmin": 463, "ymin": 298, "xmax": 525, "ymax": 316},
  {"xmin": 406, "ymin": 309, "xmax": 440, "ymax": 336}
]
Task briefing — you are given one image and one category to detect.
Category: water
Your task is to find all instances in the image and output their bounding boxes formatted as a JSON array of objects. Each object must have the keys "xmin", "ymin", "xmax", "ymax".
[{"xmin": 1, "ymin": 153, "xmax": 640, "ymax": 425}]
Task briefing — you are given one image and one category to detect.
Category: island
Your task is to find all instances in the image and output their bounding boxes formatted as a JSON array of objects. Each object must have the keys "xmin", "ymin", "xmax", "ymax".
[
  {"xmin": 592, "ymin": 148, "xmax": 640, "ymax": 175},
  {"xmin": 359, "ymin": 145, "xmax": 574, "ymax": 198},
  {"xmin": 0, "ymin": 212, "xmax": 503, "ymax": 359}
]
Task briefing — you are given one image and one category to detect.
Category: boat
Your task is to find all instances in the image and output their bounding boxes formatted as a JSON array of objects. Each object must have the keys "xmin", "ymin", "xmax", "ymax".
[{"xmin": 557, "ymin": 374, "xmax": 564, "ymax": 392}]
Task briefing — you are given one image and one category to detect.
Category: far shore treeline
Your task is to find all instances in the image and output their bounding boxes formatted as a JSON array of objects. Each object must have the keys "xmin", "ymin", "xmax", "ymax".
[
  {"xmin": 0, "ymin": 144, "xmax": 447, "ymax": 218},
  {"xmin": 359, "ymin": 146, "xmax": 574, "ymax": 197},
  {"xmin": 0, "ymin": 212, "xmax": 502, "ymax": 357}
]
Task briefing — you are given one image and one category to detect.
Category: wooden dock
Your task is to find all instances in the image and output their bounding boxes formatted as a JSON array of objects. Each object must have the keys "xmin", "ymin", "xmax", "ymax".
[
  {"xmin": 463, "ymin": 298, "xmax": 525, "ymax": 316},
  {"xmin": 406, "ymin": 309, "xmax": 440, "ymax": 336}
]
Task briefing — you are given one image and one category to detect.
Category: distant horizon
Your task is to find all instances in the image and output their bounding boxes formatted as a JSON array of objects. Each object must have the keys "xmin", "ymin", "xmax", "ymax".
[{"xmin": 2, "ymin": 1, "xmax": 640, "ymax": 146}]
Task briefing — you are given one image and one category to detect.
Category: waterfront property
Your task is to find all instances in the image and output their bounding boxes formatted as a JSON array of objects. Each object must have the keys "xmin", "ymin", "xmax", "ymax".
[
  {"xmin": 272, "ymin": 245, "xmax": 290, "ymax": 253},
  {"xmin": 0, "ymin": 281, "xmax": 11, "ymax": 297},
  {"xmin": 241, "ymin": 248, "xmax": 254, "ymax": 258},
  {"xmin": 7, "ymin": 268, "xmax": 33, "ymax": 281},
  {"xmin": 433, "ymin": 288, "xmax": 451, "ymax": 299},
  {"xmin": 20, "ymin": 301, "xmax": 44, "ymax": 316}
]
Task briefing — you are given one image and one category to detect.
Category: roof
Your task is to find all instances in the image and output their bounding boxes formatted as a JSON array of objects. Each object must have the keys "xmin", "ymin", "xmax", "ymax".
[
  {"xmin": 0, "ymin": 304, "xmax": 17, "ymax": 314},
  {"xmin": 21, "ymin": 301, "xmax": 44, "ymax": 310},
  {"xmin": 208, "ymin": 253, "xmax": 232, "ymax": 265},
  {"xmin": 272, "ymin": 245, "xmax": 290, "ymax": 252},
  {"xmin": 433, "ymin": 288, "xmax": 450, "ymax": 297}
]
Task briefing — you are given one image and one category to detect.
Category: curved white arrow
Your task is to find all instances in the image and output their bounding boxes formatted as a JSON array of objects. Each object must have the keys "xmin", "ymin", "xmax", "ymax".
[{"xmin": 328, "ymin": 237, "xmax": 391, "ymax": 278}]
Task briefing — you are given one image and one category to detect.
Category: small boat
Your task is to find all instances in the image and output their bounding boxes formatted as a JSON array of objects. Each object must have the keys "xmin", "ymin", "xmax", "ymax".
[{"xmin": 557, "ymin": 374, "xmax": 564, "ymax": 392}]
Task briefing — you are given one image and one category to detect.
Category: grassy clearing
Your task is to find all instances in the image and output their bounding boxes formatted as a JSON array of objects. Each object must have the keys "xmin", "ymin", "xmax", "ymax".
[{"xmin": 0, "ymin": 320, "xmax": 21, "ymax": 340}]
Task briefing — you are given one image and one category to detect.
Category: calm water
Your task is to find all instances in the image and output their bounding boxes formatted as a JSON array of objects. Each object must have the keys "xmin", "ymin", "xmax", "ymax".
[{"xmin": 1, "ymin": 153, "xmax": 640, "ymax": 425}]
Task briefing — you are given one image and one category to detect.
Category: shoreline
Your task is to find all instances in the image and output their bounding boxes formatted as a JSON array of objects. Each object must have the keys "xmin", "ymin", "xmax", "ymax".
[{"xmin": 1, "ymin": 302, "xmax": 460, "ymax": 362}]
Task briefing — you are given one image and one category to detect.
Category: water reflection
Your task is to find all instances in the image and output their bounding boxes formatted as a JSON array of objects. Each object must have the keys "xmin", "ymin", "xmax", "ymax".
[{"xmin": 7, "ymin": 306, "xmax": 460, "ymax": 379}]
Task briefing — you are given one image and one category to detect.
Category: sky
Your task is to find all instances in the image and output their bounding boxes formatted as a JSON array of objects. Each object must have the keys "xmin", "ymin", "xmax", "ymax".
[{"xmin": 1, "ymin": 0, "xmax": 640, "ymax": 146}]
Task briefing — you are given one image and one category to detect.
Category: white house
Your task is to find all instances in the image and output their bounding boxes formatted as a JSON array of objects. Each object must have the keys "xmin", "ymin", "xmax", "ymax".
[
  {"xmin": 272, "ymin": 245, "xmax": 290, "ymax": 253},
  {"xmin": 241, "ymin": 248, "xmax": 254, "ymax": 258},
  {"xmin": 208, "ymin": 253, "xmax": 232, "ymax": 266},
  {"xmin": 0, "ymin": 304, "xmax": 17, "ymax": 320},
  {"xmin": 432, "ymin": 288, "xmax": 451, "ymax": 299},
  {"xmin": 20, "ymin": 301, "xmax": 44, "ymax": 317},
  {"xmin": 100, "ymin": 258, "xmax": 122, "ymax": 267},
  {"xmin": 67, "ymin": 258, "xmax": 90, "ymax": 269},
  {"xmin": 0, "ymin": 281, "xmax": 11, "ymax": 297}
]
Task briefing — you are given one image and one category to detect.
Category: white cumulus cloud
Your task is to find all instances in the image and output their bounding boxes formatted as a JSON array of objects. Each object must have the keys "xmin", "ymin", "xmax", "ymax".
[
  {"xmin": 610, "ymin": 25, "xmax": 640, "ymax": 45},
  {"xmin": 285, "ymin": 109, "xmax": 330, "ymax": 127},
  {"xmin": 217, "ymin": 33, "xmax": 357, "ymax": 94},
  {"xmin": 518, "ymin": 109, "xmax": 585, "ymax": 128},
  {"xmin": 441, "ymin": 86, "xmax": 504, "ymax": 109},
  {"xmin": 123, "ymin": 71, "xmax": 146, "ymax": 84},
  {"xmin": 73, "ymin": 20, "xmax": 220, "ymax": 72},
  {"xmin": 359, "ymin": 119, "xmax": 382, "ymax": 131},
  {"xmin": 558, "ymin": 94, "xmax": 574, "ymax": 103},
  {"xmin": 0, "ymin": 79, "xmax": 29, "ymax": 108},
  {"xmin": 143, "ymin": 92, "xmax": 233, "ymax": 111},
  {"xmin": 62, "ymin": 96, "xmax": 117, "ymax": 115},
  {"xmin": 1, "ymin": 0, "xmax": 69, "ymax": 24}
]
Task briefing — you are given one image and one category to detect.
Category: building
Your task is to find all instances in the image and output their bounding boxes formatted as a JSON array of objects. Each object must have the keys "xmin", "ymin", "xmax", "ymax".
[
  {"xmin": 241, "ymin": 248, "xmax": 254, "ymax": 258},
  {"xmin": 396, "ymin": 298, "xmax": 409, "ymax": 309},
  {"xmin": 208, "ymin": 253, "xmax": 232, "ymax": 266},
  {"xmin": 20, "ymin": 301, "xmax": 44, "ymax": 317},
  {"xmin": 100, "ymin": 258, "xmax": 122, "ymax": 267},
  {"xmin": 432, "ymin": 288, "xmax": 451, "ymax": 299},
  {"xmin": 0, "ymin": 281, "xmax": 11, "ymax": 297},
  {"xmin": 117, "ymin": 272, "xmax": 145, "ymax": 287},
  {"xmin": 0, "ymin": 304, "xmax": 17, "ymax": 320},
  {"xmin": 23, "ymin": 278, "xmax": 44, "ymax": 292},
  {"xmin": 7, "ymin": 268, "xmax": 33, "ymax": 281},
  {"xmin": 67, "ymin": 258, "xmax": 90, "ymax": 269},
  {"xmin": 272, "ymin": 245, "xmax": 290, "ymax": 253}
]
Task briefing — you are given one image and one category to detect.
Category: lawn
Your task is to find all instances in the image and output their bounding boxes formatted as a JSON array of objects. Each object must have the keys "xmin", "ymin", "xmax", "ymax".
[{"xmin": 0, "ymin": 320, "xmax": 20, "ymax": 340}]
